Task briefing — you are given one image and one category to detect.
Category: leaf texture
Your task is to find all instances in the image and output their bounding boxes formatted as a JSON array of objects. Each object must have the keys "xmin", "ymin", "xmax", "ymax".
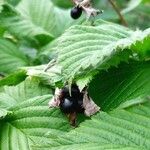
[
  {"xmin": 54, "ymin": 21, "xmax": 150, "ymax": 82},
  {"xmin": 0, "ymin": 39, "xmax": 28, "ymax": 74},
  {"xmin": 0, "ymin": 78, "xmax": 71, "ymax": 149},
  {"xmin": 33, "ymin": 99, "xmax": 150, "ymax": 150},
  {"xmin": 89, "ymin": 61, "xmax": 150, "ymax": 111},
  {"xmin": 0, "ymin": 0, "xmax": 73, "ymax": 45}
]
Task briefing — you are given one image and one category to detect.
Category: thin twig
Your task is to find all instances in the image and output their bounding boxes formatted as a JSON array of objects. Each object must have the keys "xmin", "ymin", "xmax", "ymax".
[{"xmin": 108, "ymin": 0, "xmax": 128, "ymax": 26}]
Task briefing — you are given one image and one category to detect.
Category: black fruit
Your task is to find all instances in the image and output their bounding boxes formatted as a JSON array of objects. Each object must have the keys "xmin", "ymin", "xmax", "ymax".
[
  {"xmin": 60, "ymin": 97, "xmax": 84, "ymax": 114},
  {"xmin": 70, "ymin": 6, "xmax": 82, "ymax": 19},
  {"xmin": 60, "ymin": 97, "xmax": 75, "ymax": 113},
  {"xmin": 59, "ymin": 85, "xmax": 84, "ymax": 114}
]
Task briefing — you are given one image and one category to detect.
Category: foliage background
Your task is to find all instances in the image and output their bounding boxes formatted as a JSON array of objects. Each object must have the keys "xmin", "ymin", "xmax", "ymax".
[{"xmin": 0, "ymin": 0, "xmax": 150, "ymax": 149}]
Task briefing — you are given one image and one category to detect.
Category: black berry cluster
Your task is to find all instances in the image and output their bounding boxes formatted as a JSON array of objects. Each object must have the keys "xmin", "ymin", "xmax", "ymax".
[{"xmin": 59, "ymin": 84, "xmax": 84, "ymax": 114}]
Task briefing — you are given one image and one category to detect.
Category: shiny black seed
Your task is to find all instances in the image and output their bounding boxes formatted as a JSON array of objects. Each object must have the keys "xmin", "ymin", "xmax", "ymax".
[{"xmin": 70, "ymin": 6, "xmax": 82, "ymax": 19}]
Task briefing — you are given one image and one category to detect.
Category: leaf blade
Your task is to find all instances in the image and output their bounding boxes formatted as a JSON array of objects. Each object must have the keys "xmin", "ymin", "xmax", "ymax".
[
  {"xmin": 52, "ymin": 21, "xmax": 150, "ymax": 83},
  {"xmin": 0, "ymin": 39, "xmax": 28, "ymax": 74},
  {"xmin": 34, "ymin": 99, "xmax": 150, "ymax": 150}
]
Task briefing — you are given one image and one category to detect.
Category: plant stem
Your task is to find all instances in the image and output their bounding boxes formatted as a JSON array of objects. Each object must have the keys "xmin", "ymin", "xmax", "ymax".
[{"xmin": 108, "ymin": 0, "xmax": 128, "ymax": 26}]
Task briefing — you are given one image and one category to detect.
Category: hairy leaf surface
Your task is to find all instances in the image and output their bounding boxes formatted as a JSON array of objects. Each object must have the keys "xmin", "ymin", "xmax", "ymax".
[
  {"xmin": 32, "ymin": 99, "xmax": 150, "ymax": 150},
  {"xmin": 0, "ymin": 78, "xmax": 71, "ymax": 149},
  {"xmin": 52, "ymin": 21, "xmax": 150, "ymax": 83}
]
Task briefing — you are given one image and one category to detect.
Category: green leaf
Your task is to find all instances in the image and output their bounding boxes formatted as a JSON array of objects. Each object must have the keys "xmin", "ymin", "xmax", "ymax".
[
  {"xmin": 0, "ymin": 38, "xmax": 28, "ymax": 74},
  {"xmin": 0, "ymin": 78, "xmax": 71, "ymax": 149},
  {"xmin": 0, "ymin": 96, "xmax": 71, "ymax": 149},
  {"xmin": 53, "ymin": 20, "xmax": 150, "ymax": 83},
  {"xmin": 89, "ymin": 61, "xmax": 150, "ymax": 111},
  {"xmin": 0, "ymin": 0, "xmax": 75, "ymax": 46},
  {"xmin": 131, "ymin": 31, "xmax": 150, "ymax": 59},
  {"xmin": 0, "ymin": 78, "xmax": 51, "ymax": 109},
  {"xmin": 76, "ymin": 75, "xmax": 92, "ymax": 91},
  {"xmin": 0, "ymin": 70, "xmax": 27, "ymax": 87},
  {"xmin": 117, "ymin": 96, "xmax": 149, "ymax": 109},
  {"xmin": 33, "ymin": 144, "xmax": 142, "ymax": 150},
  {"xmin": 33, "ymin": 99, "xmax": 150, "ymax": 150},
  {"xmin": 22, "ymin": 65, "xmax": 62, "ymax": 87}
]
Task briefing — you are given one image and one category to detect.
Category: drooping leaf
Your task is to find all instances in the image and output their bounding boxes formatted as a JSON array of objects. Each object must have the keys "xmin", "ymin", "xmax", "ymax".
[{"xmin": 52, "ymin": 20, "xmax": 150, "ymax": 83}]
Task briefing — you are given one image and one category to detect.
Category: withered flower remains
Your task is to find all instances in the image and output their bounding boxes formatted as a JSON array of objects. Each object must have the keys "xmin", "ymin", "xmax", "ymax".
[
  {"xmin": 71, "ymin": 0, "xmax": 103, "ymax": 19},
  {"xmin": 49, "ymin": 84, "xmax": 100, "ymax": 126}
]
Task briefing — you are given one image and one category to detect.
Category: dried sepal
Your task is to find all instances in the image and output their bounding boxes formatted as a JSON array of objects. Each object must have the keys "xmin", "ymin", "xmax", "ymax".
[
  {"xmin": 72, "ymin": 0, "xmax": 103, "ymax": 19},
  {"xmin": 49, "ymin": 87, "xmax": 100, "ymax": 117},
  {"xmin": 48, "ymin": 88, "xmax": 61, "ymax": 108},
  {"xmin": 73, "ymin": 0, "xmax": 90, "ymax": 6},
  {"xmin": 83, "ymin": 91, "xmax": 100, "ymax": 116},
  {"xmin": 82, "ymin": 6, "xmax": 102, "ymax": 19}
]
